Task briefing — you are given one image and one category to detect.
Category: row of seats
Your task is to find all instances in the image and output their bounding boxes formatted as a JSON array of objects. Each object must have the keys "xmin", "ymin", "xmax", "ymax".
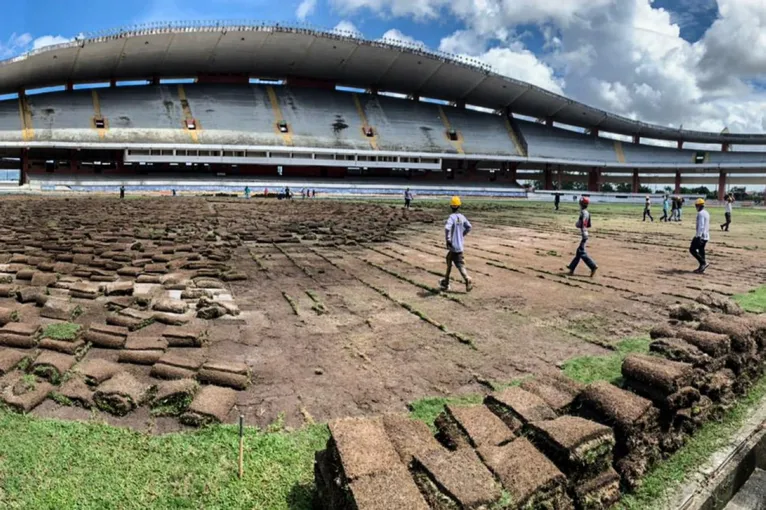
[{"xmin": 0, "ymin": 84, "xmax": 764, "ymax": 165}]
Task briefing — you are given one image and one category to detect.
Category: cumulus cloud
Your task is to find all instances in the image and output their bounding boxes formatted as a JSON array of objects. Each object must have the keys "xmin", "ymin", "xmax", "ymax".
[
  {"xmin": 379, "ymin": 28, "xmax": 426, "ymax": 48},
  {"xmin": 0, "ymin": 33, "xmax": 33, "ymax": 59},
  {"xmin": 31, "ymin": 35, "xmax": 72, "ymax": 50},
  {"xmin": 332, "ymin": 20, "xmax": 363, "ymax": 37},
  {"xmin": 296, "ymin": 0, "xmax": 317, "ymax": 20}
]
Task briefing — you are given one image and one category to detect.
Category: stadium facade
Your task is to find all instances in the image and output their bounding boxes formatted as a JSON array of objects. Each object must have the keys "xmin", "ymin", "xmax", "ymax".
[{"xmin": 1, "ymin": 21, "xmax": 765, "ymax": 197}]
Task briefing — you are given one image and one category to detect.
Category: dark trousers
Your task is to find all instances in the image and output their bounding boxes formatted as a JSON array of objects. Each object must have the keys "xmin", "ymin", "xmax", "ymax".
[
  {"xmin": 660, "ymin": 209, "xmax": 668, "ymax": 221},
  {"xmin": 568, "ymin": 238, "xmax": 597, "ymax": 272},
  {"xmin": 404, "ymin": 199, "xmax": 411, "ymax": 209},
  {"xmin": 721, "ymin": 212, "xmax": 731, "ymax": 231},
  {"xmin": 555, "ymin": 201, "xmax": 560, "ymax": 210},
  {"xmin": 643, "ymin": 208, "xmax": 653, "ymax": 221},
  {"xmin": 689, "ymin": 237, "xmax": 707, "ymax": 267}
]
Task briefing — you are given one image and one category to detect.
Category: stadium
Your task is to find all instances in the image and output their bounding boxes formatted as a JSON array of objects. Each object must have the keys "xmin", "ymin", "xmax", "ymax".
[
  {"xmin": 1, "ymin": 22, "xmax": 765, "ymax": 198},
  {"xmin": 2, "ymin": 21, "xmax": 766, "ymax": 510}
]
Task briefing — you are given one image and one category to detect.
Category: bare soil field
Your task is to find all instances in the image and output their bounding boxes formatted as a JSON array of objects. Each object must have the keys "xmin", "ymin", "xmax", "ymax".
[{"xmin": 0, "ymin": 196, "xmax": 763, "ymax": 433}]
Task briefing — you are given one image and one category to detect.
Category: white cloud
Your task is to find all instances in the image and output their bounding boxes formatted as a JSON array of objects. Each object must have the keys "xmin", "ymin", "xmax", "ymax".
[
  {"xmin": 332, "ymin": 20, "xmax": 363, "ymax": 37},
  {"xmin": 0, "ymin": 33, "xmax": 33, "ymax": 59},
  {"xmin": 379, "ymin": 29, "xmax": 425, "ymax": 48},
  {"xmin": 479, "ymin": 46, "xmax": 564, "ymax": 94},
  {"xmin": 296, "ymin": 0, "xmax": 317, "ymax": 20},
  {"xmin": 31, "ymin": 35, "xmax": 72, "ymax": 50}
]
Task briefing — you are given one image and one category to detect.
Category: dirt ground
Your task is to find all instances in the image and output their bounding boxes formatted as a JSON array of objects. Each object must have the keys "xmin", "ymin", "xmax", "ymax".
[{"xmin": 2, "ymin": 195, "xmax": 764, "ymax": 432}]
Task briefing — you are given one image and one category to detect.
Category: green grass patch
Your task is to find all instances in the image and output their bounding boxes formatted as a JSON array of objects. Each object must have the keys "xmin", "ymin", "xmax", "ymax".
[
  {"xmin": 732, "ymin": 285, "xmax": 766, "ymax": 313},
  {"xmin": 562, "ymin": 336, "xmax": 651, "ymax": 385},
  {"xmin": 0, "ymin": 409, "xmax": 329, "ymax": 510},
  {"xmin": 408, "ymin": 394, "xmax": 484, "ymax": 431},
  {"xmin": 42, "ymin": 322, "xmax": 81, "ymax": 341},
  {"xmin": 616, "ymin": 375, "xmax": 766, "ymax": 509}
]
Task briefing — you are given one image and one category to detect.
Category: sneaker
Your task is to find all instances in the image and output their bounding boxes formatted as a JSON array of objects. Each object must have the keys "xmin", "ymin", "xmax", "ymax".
[
  {"xmin": 465, "ymin": 278, "xmax": 474, "ymax": 293},
  {"xmin": 699, "ymin": 263, "xmax": 710, "ymax": 274},
  {"xmin": 566, "ymin": 266, "xmax": 574, "ymax": 276},
  {"xmin": 590, "ymin": 267, "xmax": 598, "ymax": 278},
  {"xmin": 439, "ymin": 279, "xmax": 450, "ymax": 291}
]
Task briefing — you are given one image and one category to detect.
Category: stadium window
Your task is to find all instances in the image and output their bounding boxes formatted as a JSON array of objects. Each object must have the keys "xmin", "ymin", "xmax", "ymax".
[
  {"xmin": 447, "ymin": 129, "xmax": 458, "ymax": 141},
  {"xmin": 694, "ymin": 151, "xmax": 705, "ymax": 164},
  {"xmin": 186, "ymin": 119, "xmax": 197, "ymax": 130},
  {"xmin": 364, "ymin": 126, "xmax": 374, "ymax": 137},
  {"xmin": 277, "ymin": 166, "xmax": 283, "ymax": 176},
  {"xmin": 94, "ymin": 117, "xmax": 106, "ymax": 129},
  {"xmin": 277, "ymin": 120, "xmax": 289, "ymax": 133}
]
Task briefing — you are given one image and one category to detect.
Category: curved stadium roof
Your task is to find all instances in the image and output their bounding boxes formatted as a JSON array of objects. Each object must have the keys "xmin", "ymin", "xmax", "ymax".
[{"xmin": 2, "ymin": 21, "xmax": 764, "ymax": 146}]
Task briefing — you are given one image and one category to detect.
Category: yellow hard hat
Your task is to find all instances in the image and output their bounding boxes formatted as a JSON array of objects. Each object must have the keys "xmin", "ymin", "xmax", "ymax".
[
  {"xmin": 450, "ymin": 196, "xmax": 462, "ymax": 207},
  {"xmin": 696, "ymin": 198, "xmax": 705, "ymax": 206}
]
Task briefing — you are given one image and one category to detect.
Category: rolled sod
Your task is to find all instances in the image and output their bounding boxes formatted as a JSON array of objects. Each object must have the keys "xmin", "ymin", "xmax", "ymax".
[
  {"xmin": 381, "ymin": 413, "xmax": 443, "ymax": 466},
  {"xmin": 621, "ymin": 354, "xmax": 696, "ymax": 402},
  {"xmin": 30, "ymin": 272, "xmax": 57, "ymax": 287},
  {"xmin": 327, "ymin": 416, "xmax": 402, "ymax": 482},
  {"xmin": 650, "ymin": 323, "xmax": 677, "ymax": 339},
  {"xmin": 153, "ymin": 312, "xmax": 191, "ymax": 326},
  {"xmin": 434, "ymin": 404, "xmax": 515, "ymax": 450},
  {"xmin": 699, "ymin": 315, "xmax": 756, "ymax": 353},
  {"xmin": 572, "ymin": 467, "xmax": 622, "ymax": 510},
  {"xmin": 412, "ymin": 448, "xmax": 502, "ymax": 510},
  {"xmin": 477, "ymin": 438, "xmax": 570, "ymax": 510},
  {"xmin": 0, "ymin": 348, "xmax": 28, "ymax": 375},
  {"xmin": 349, "ymin": 465, "xmax": 430, "ymax": 510},
  {"xmin": 521, "ymin": 373, "xmax": 584, "ymax": 415},
  {"xmin": 1, "ymin": 374, "xmax": 54, "ymax": 413},
  {"xmin": 69, "ymin": 282, "xmax": 100, "ymax": 299},
  {"xmin": 84, "ymin": 323, "xmax": 128, "ymax": 349},
  {"xmin": 151, "ymin": 351, "xmax": 206, "ymax": 380},
  {"xmin": 93, "ymin": 371, "xmax": 154, "ymax": 416},
  {"xmin": 106, "ymin": 296, "xmax": 135, "ymax": 311},
  {"xmin": 153, "ymin": 299, "xmax": 189, "ymax": 314},
  {"xmin": 180, "ymin": 384, "xmax": 237, "ymax": 426},
  {"xmin": 485, "ymin": 386, "xmax": 556, "ymax": 429},
  {"xmin": 104, "ymin": 281, "xmax": 134, "ymax": 296},
  {"xmin": 150, "ymin": 378, "xmax": 199, "ymax": 416},
  {"xmin": 162, "ymin": 325, "xmax": 207, "ymax": 347},
  {"xmin": 669, "ymin": 302, "xmax": 711, "ymax": 322},
  {"xmin": 32, "ymin": 350, "xmax": 77, "ymax": 385},
  {"xmin": 701, "ymin": 369, "xmax": 736, "ymax": 403},
  {"xmin": 181, "ymin": 288, "xmax": 211, "ymax": 300},
  {"xmin": 696, "ymin": 293, "xmax": 743, "ymax": 316},
  {"xmin": 40, "ymin": 299, "xmax": 82, "ymax": 321},
  {"xmin": 58, "ymin": 376, "xmax": 94, "ymax": 408},
  {"xmin": 106, "ymin": 312, "xmax": 154, "ymax": 332},
  {"xmin": 528, "ymin": 416, "xmax": 615, "ymax": 479},
  {"xmin": 117, "ymin": 266, "xmax": 142, "ymax": 277},
  {"xmin": 38, "ymin": 338, "xmax": 89, "ymax": 358},
  {"xmin": 15, "ymin": 269, "xmax": 34, "ymax": 281},
  {"xmin": 0, "ymin": 322, "xmax": 40, "ymax": 349},
  {"xmin": 0, "ymin": 307, "xmax": 19, "ymax": 326},
  {"xmin": 649, "ymin": 337, "xmax": 720, "ymax": 370},
  {"xmin": 0, "ymin": 284, "xmax": 18, "ymax": 298},
  {"xmin": 16, "ymin": 286, "xmax": 45, "ymax": 304},
  {"xmin": 144, "ymin": 263, "xmax": 168, "ymax": 274},
  {"xmin": 118, "ymin": 349, "xmax": 164, "ymax": 365},
  {"xmin": 136, "ymin": 275, "xmax": 162, "ymax": 284},
  {"xmin": 76, "ymin": 358, "xmax": 122, "ymax": 386},
  {"xmin": 665, "ymin": 386, "xmax": 702, "ymax": 411},
  {"xmin": 197, "ymin": 360, "xmax": 250, "ymax": 390},
  {"xmin": 673, "ymin": 395, "xmax": 714, "ymax": 434},
  {"xmin": 676, "ymin": 328, "xmax": 731, "ymax": 358},
  {"xmin": 314, "ymin": 449, "xmax": 349, "ymax": 510}
]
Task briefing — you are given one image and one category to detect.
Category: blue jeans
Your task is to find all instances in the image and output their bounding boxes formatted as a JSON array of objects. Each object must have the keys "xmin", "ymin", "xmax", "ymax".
[{"xmin": 569, "ymin": 238, "xmax": 597, "ymax": 272}]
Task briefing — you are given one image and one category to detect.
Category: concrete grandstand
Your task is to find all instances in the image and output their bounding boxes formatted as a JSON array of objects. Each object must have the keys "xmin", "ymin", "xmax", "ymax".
[{"xmin": 0, "ymin": 21, "xmax": 765, "ymax": 197}]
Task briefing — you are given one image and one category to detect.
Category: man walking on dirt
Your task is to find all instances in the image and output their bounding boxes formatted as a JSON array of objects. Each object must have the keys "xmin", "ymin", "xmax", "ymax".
[
  {"xmin": 660, "ymin": 195, "xmax": 670, "ymax": 222},
  {"xmin": 643, "ymin": 195, "xmax": 654, "ymax": 222},
  {"xmin": 440, "ymin": 196, "xmax": 473, "ymax": 293},
  {"xmin": 119, "ymin": 185, "xmax": 125, "ymax": 200},
  {"xmin": 721, "ymin": 193, "xmax": 734, "ymax": 231},
  {"xmin": 567, "ymin": 197, "xmax": 598, "ymax": 277},
  {"xmin": 404, "ymin": 188, "xmax": 413, "ymax": 209},
  {"xmin": 554, "ymin": 192, "xmax": 561, "ymax": 211},
  {"xmin": 690, "ymin": 198, "xmax": 710, "ymax": 274}
]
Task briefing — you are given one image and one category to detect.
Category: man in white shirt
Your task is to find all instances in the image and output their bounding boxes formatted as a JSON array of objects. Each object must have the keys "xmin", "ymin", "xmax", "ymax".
[
  {"xmin": 690, "ymin": 198, "xmax": 710, "ymax": 274},
  {"xmin": 720, "ymin": 193, "xmax": 734, "ymax": 231}
]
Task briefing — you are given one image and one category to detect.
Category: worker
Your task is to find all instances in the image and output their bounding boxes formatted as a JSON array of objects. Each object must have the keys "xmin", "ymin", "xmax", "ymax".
[
  {"xmin": 244, "ymin": 186, "xmax": 250, "ymax": 199},
  {"xmin": 554, "ymin": 192, "xmax": 561, "ymax": 211},
  {"xmin": 440, "ymin": 196, "xmax": 473, "ymax": 293},
  {"xmin": 404, "ymin": 188, "xmax": 413, "ymax": 209},
  {"xmin": 567, "ymin": 197, "xmax": 598, "ymax": 277},
  {"xmin": 678, "ymin": 196, "xmax": 685, "ymax": 221},
  {"xmin": 119, "ymin": 185, "xmax": 125, "ymax": 200},
  {"xmin": 670, "ymin": 196, "xmax": 678, "ymax": 221},
  {"xmin": 643, "ymin": 195, "xmax": 654, "ymax": 222},
  {"xmin": 660, "ymin": 195, "xmax": 670, "ymax": 222},
  {"xmin": 721, "ymin": 193, "xmax": 734, "ymax": 231},
  {"xmin": 690, "ymin": 198, "xmax": 710, "ymax": 274}
]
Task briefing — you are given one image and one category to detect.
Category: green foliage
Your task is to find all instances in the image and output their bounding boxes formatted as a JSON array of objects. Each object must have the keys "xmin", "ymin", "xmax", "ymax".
[
  {"xmin": 43, "ymin": 322, "xmax": 81, "ymax": 341},
  {"xmin": 407, "ymin": 394, "xmax": 484, "ymax": 431},
  {"xmin": 562, "ymin": 337, "xmax": 651, "ymax": 385},
  {"xmin": 732, "ymin": 286, "xmax": 766, "ymax": 313}
]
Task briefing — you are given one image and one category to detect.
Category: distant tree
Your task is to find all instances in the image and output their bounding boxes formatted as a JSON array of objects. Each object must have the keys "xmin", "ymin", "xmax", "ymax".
[
  {"xmin": 663, "ymin": 186, "xmax": 673, "ymax": 193},
  {"xmin": 615, "ymin": 183, "xmax": 632, "ymax": 193},
  {"xmin": 638, "ymin": 185, "xmax": 653, "ymax": 194},
  {"xmin": 600, "ymin": 183, "xmax": 615, "ymax": 192}
]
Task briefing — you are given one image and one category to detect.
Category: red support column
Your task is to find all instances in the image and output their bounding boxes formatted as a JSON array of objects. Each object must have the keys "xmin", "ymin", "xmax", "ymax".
[
  {"xmin": 543, "ymin": 164, "xmax": 553, "ymax": 190},
  {"xmin": 718, "ymin": 171, "xmax": 727, "ymax": 200},
  {"xmin": 557, "ymin": 167, "xmax": 563, "ymax": 189},
  {"xmin": 69, "ymin": 149, "xmax": 79, "ymax": 173},
  {"xmin": 588, "ymin": 168, "xmax": 601, "ymax": 192},
  {"xmin": 632, "ymin": 169, "xmax": 640, "ymax": 193},
  {"xmin": 591, "ymin": 128, "xmax": 599, "ymax": 137},
  {"xmin": 546, "ymin": 118, "xmax": 554, "ymax": 127},
  {"xmin": 633, "ymin": 135, "xmax": 640, "ymax": 144},
  {"xmin": 674, "ymin": 171, "xmax": 682, "ymax": 194},
  {"xmin": 151, "ymin": 76, "xmax": 160, "ymax": 86},
  {"xmin": 677, "ymin": 140, "xmax": 684, "ymax": 149},
  {"xmin": 66, "ymin": 80, "xmax": 74, "ymax": 92},
  {"xmin": 110, "ymin": 78, "xmax": 117, "ymax": 88},
  {"xmin": 509, "ymin": 162, "xmax": 518, "ymax": 182},
  {"xmin": 722, "ymin": 143, "xmax": 730, "ymax": 152}
]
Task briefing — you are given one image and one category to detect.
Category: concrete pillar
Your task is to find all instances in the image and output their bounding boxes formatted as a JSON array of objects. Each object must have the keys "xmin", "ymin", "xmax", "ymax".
[
  {"xmin": 633, "ymin": 135, "xmax": 640, "ymax": 144},
  {"xmin": 19, "ymin": 149, "xmax": 28, "ymax": 185},
  {"xmin": 546, "ymin": 118, "xmax": 553, "ymax": 127},
  {"xmin": 675, "ymin": 171, "xmax": 682, "ymax": 194},
  {"xmin": 110, "ymin": 78, "xmax": 117, "ymax": 88},
  {"xmin": 151, "ymin": 76, "xmax": 160, "ymax": 86},
  {"xmin": 411, "ymin": 94, "xmax": 420, "ymax": 102},
  {"xmin": 66, "ymin": 80, "xmax": 74, "ymax": 92},
  {"xmin": 718, "ymin": 171, "xmax": 727, "ymax": 200},
  {"xmin": 591, "ymin": 128, "xmax": 599, "ymax": 137},
  {"xmin": 722, "ymin": 143, "xmax": 730, "ymax": 152},
  {"xmin": 369, "ymin": 87, "xmax": 378, "ymax": 95},
  {"xmin": 69, "ymin": 149, "xmax": 79, "ymax": 173},
  {"xmin": 455, "ymin": 100, "xmax": 466, "ymax": 109},
  {"xmin": 509, "ymin": 162, "xmax": 518, "ymax": 182},
  {"xmin": 543, "ymin": 164, "xmax": 553, "ymax": 190},
  {"xmin": 677, "ymin": 140, "xmax": 684, "ymax": 149},
  {"xmin": 588, "ymin": 167, "xmax": 601, "ymax": 192},
  {"xmin": 632, "ymin": 169, "xmax": 640, "ymax": 193}
]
